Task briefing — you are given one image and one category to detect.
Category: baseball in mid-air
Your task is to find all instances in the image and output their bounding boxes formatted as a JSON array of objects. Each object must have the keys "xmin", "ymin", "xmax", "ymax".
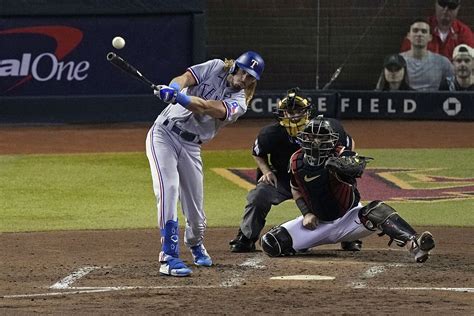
[{"xmin": 112, "ymin": 36, "xmax": 126, "ymax": 49}]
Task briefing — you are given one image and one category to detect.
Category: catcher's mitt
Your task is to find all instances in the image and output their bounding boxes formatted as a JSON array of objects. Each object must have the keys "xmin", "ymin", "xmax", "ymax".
[{"xmin": 325, "ymin": 153, "xmax": 373, "ymax": 179}]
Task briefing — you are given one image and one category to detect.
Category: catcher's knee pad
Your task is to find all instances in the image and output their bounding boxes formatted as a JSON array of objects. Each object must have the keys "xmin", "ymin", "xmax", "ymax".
[
  {"xmin": 358, "ymin": 200, "xmax": 394, "ymax": 231},
  {"xmin": 359, "ymin": 200, "xmax": 416, "ymax": 246},
  {"xmin": 260, "ymin": 226, "xmax": 295, "ymax": 257}
]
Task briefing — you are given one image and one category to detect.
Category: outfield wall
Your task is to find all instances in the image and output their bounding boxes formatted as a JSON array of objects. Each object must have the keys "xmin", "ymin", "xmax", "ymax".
[
  {"xmin": 2, "ymin": 91, "xmax": 473, "ymax": 123},
  {"xmin": 1, "ymin": 0, "xmax": 473, "ymax": 123},
  {"xmin": 0, "ymin": 0, "xmax": 206, "ymax": 94}
]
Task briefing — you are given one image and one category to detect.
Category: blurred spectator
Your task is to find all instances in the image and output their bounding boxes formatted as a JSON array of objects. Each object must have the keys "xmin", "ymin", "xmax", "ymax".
[
  {"xmin": 401, "ymin": 0, "xmax": 474, "ymax": 60},
  {"xmin": 471, "ymin": 46, "xmax": 474, "ymax": 83},
  {"xmin": 375, "ymin": 54, "xmax": 413, "ymax": 91},
  {"xmin": 439, "ymin": 44, "xmax": 474, "ymax": 90},
  {"xmin": 400, "ymin": 19, "xmax": 454, "ymax": 91}
]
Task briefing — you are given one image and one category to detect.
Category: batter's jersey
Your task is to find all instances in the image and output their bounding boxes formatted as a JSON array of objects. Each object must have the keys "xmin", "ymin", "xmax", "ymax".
[
  {"xmin": 157, "ymin": 59, "xmax": 247, "ymax": 143},
  {"xmin": 290, "ymin": 149, "xmax": 361, "ymax": 221},
  {"xmin": 252, "ymin": 123, "xmax": 301, "ymax": 183}
]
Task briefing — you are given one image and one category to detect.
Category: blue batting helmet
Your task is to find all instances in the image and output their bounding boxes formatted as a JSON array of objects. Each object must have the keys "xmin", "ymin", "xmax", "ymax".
[{"xmin": 235, "ymin": 51, "xmax": 264, "ymax": 80}]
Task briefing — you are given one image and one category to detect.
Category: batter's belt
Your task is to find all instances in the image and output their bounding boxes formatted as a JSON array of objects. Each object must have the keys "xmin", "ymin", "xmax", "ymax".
[{"xmin": 163, "ymin": 118, "xmax": 202, "ymax": 144}]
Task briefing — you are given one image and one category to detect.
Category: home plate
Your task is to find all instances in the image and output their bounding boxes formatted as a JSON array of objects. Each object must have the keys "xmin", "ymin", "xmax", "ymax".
[{"xmin": 270, "ymin": 275, "xmax": 335, "ymax": 281}]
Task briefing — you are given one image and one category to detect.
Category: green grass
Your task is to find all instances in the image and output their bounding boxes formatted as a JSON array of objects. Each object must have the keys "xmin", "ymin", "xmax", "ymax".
[{"xmin": 0, "ymin": 149, "xmax": 473, "ymax": 232}]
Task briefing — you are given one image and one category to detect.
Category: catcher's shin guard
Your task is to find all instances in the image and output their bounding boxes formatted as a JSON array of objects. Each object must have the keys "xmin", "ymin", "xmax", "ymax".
[
  {"xmin": 359, "ymin": 200, "xmax": 417, "ymax": 246},
  {"xmin": 260, "ymin": 226, "xmax": 295, "ymax": 257}
]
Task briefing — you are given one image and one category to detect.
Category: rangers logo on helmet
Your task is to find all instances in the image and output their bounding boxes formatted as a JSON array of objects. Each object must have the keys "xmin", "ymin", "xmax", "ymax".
[{"xmin": 234, "ymin": 51, "xmax": 264, "ymax": 80}]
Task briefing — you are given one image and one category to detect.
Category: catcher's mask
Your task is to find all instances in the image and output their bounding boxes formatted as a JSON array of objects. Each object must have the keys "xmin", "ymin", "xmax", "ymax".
[
  {"xmin": 297, "ymin": 115, "xmax": 339, "ymax": 166},
  {"xmin": 276, "ymin": 88, "xmax": 311, "ymax": 137}
]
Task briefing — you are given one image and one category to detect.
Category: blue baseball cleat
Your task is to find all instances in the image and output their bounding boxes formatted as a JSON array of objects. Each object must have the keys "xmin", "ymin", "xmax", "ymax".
[
  {"xmin": 191, "ymin": 244, "xmax": 213, "ymax": 267},
  {"xmin": 160, "ymin": 257, "xmax": 192, "ymax": 277}
]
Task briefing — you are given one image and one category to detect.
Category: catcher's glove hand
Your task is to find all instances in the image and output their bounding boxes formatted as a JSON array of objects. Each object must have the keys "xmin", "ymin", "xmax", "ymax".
[{"xmin": 325, "ymin": 153, "xmax": 373, "ymax": 179}]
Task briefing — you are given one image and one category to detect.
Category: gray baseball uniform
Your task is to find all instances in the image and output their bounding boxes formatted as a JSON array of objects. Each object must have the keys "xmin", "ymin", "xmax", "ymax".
[{"xmin": 145, "ymin": 59, "xmax": 247, "ymax": 260}]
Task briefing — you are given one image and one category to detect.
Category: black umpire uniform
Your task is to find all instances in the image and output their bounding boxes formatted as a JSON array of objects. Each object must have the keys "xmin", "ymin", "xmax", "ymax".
[{"xmin": 230, "ymin": 118, "xmax": 354, "ymax": 251}]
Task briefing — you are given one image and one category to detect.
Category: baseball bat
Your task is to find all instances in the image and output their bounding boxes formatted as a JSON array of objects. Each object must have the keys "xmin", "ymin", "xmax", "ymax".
[{"xmin": 106, "ymin": 52, "xmax": 157, "ymax": 90}]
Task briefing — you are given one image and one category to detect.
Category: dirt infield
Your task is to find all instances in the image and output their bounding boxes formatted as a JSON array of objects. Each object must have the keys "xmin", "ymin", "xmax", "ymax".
[
  {"xmin": 1, "ymin": 120, "xmax": 473, "ymax": 314},
  {"xmin": 1, "ymin": 228, "xmax": 473, "ymax": 314}
]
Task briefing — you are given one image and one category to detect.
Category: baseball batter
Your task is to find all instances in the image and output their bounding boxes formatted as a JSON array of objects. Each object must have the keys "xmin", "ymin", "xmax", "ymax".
[
  {"xmin": 146, "ymin": 51, "xmax": 264, "ymax": 277},
  {"xmin": 260, "ymin": 116, "xmax": 436, "ymax": 263}
]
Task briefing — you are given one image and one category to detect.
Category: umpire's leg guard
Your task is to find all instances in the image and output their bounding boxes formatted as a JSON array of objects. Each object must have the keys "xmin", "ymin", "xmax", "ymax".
[
  {"xmin": 260, "ymin": 226, "xmax": 295, "ymax": 257},
  {"xmin": 359, "ymin": 200, "xmax": 417, "ymax": 246}
]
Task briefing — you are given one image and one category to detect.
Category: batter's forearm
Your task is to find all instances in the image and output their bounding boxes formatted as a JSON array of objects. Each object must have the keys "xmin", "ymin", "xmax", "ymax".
[
  {"xmin": 186, "ymin": 99, "xmax": 226, "ymax": 119},
  {"xmin": 170, "ymin": 71, "xmax": 196, "ymax": 90}
]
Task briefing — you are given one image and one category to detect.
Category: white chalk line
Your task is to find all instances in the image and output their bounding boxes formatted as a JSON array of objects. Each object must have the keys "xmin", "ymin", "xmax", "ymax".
[
  {"xmin": 5, "ymin": 284, "xmax": 472, "ymax": 299},
  {"xmin": 2, "ymin": 285, "xmax": 220, "ymax": 299},
  {"xmin": 239, "ymin": 256, "xmax": 265, "ymax": 269},
  {"xmin": 220, "ymin": 255, "xmax": 266, "ymax": 287},
  {"xmin": 356, "ymin": 286, "xmax": 474, "ymax": 293},
  {"xmin": 362, "ymin": 263, "xmax": 405, "ymax": 279},
  {"xmin": 351, "ymin": 263, "xmax": 406, "ymax": 289},
  {"xmin": 4, "ymin": 257, "xmax": 266, "ymax": 299},
  {"xmin": 348, "ymin": 263, "xmax": 473, "ymax": 293},
  {"xmin": 4, "ymin": 258, "xmax": 471, "ymax": 298},
  {"xmin": 50, "ymin": 266, "xmax": 102, "ymax": 289}
]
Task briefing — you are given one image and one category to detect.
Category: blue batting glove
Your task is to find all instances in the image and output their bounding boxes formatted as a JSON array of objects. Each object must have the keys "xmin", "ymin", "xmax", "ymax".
[
  {"xmin": 170, "ymin": 82, "xmax": 181, "ymax": 91},
  {"xmin": 154, "ymin": 85, "xmax": 178, "ymax": 103}
]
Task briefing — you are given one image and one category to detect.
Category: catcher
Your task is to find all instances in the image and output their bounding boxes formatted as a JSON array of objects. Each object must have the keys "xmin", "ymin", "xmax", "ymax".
[
  {"xmin": 260, "ymin": 116, "xmax": 435, "ymax": 263},
  {"xmin": 230, "ymin": 88, "xmax": 361, "ymax": 252}
]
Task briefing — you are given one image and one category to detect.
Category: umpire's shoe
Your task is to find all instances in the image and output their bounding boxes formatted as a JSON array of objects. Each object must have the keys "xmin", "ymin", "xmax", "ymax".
[
  {"xmin": 229, "ymin": 233, "xmax": 256, "ymax": 253},
  {"xmin": 160, "ymin": 257, "xmax": 192, "ymax": 277},
  {"xmin": 191, "ymin": 244, "xmax": 213, "ymax": 267},
  {"xmin": 341, "ymin": 240, "xmax": 363, "ymax": 251}
]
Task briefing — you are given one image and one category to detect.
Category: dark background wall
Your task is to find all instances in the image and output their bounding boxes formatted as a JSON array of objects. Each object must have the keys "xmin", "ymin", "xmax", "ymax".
[
  {"xmin": 207, "ymin": 0, "xmax": 474, "ymax": 90},
  {"xmin": 1, "ymin": 0, "xmax": 473, "ymax": 123}
]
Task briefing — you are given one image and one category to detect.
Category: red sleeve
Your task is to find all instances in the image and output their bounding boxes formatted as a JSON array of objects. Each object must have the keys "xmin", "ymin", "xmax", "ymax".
[
  {"xmin": 459, "ymin": 25, "xmax": 474, "ymax": 47},
  {"xmin": 289, "ymin": 150, "xmax": 301, "ymax": 188},
  {"xmin": 289, "ymin": 150, "xmax": 312, "ymax": 209},
  {"xmin": 400, "ymin": 37, "xmax": 410, "ymax": 52}
]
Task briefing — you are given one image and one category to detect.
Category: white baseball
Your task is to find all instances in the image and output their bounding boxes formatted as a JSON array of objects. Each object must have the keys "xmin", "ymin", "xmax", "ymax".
[{"xmin": 112, "ymin": 36, "xmax": 126, "ymax": 49}]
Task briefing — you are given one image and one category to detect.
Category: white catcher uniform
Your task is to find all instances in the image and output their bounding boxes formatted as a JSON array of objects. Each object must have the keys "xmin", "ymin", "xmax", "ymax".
[{"xmin": 146, "ymin": 59, "xmax": 247, "ymax": 261}]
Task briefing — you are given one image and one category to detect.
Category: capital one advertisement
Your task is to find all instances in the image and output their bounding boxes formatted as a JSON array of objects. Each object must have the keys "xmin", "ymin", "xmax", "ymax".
[{"xmin": 0, "ymin": 16, "xmax": 193, "ymax": 96}]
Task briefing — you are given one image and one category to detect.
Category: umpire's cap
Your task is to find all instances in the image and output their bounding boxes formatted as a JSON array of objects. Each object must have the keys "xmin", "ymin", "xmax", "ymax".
[{"xmin": 235, "ymin": 51, "xmax": 265, "ymax": 80}]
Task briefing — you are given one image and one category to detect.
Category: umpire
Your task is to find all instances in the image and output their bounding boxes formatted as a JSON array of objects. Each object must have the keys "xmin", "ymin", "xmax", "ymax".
[{"xmin": 229, "ymin": 88, "xmax": 362, "ymax": 252}]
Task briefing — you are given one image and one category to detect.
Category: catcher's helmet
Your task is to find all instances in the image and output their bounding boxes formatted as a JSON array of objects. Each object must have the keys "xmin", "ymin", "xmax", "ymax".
[
  {"xmin": 234, "ymin": 51, "xmax": 264, "ymax": 80},
  {"xmin": 297, "ymin": 115, "xmax": 339, "ymax": 166},
  {"xmin": 276, "ymin": 88, "xmax": 311, "ymax": 137}
]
